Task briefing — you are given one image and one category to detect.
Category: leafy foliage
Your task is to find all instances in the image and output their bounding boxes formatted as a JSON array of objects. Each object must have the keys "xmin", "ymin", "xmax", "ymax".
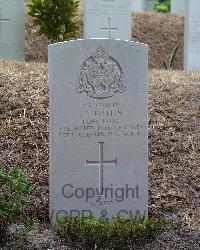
[
  {"xmin": 0, "ymin": 166, "xmax": 31, "ymax": 237},
  {"xmin": 28, "ymin": 0, "xmax": 80, "ymax": 43},
  {"xmin": 56, "ymin": 216, "xmax": 167, "ymax": 249},
  {"xmin": 154, "ymin": 0, "xmax": 170, "ymax": 13},
  {"xmin": 163, "ymin": 43, "xmax": 180, "ymax": 70}
]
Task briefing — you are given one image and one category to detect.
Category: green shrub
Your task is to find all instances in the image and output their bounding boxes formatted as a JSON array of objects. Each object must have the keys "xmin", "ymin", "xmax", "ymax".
[
  {"xmin": 0, "ymin": 166, "xmax": 31, "ymax": 237},
  {"xmin": 28, "ymin": 0, "xmax": 80, "ymax": 43},
  {"xmin": 154, "ymin": 0, "xmax": 170, "ymax": 13},
  {"xmin": 56, "ymin": 216, "xmax": 167, "ymax": 249}
]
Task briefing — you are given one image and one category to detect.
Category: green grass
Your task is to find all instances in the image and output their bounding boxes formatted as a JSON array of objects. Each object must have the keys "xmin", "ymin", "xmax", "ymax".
[{"xmin": 0, "ymin": 166, "xmax": 31, "ymax": 238}]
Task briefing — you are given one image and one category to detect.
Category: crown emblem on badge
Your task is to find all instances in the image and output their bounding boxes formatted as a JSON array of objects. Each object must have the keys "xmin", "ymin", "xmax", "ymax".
[{"xmin": 77, "ymin": 47, "xmax": 125, "ymax": 99}]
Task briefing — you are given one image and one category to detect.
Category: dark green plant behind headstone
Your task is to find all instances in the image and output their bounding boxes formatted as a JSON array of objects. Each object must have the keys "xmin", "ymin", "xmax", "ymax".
[
  {"xmin": 28, "ymin": 0, "xmax": 80, "ymax": 43},
  {"xmin": 163, "ymin": 43, "xmax": 180, "ymax": 70}
]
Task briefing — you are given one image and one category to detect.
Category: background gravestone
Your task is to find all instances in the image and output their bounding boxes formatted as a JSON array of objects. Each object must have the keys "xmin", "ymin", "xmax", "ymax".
[
  {"xmin": 49, "ymin": 39, "xmax": 148, "ymax": 221},
  {"xmin": 84, "ymin": 0, "xmax": 132, "ymax": 40},
  {"xmin": 171, "ymin": 0, "xmax": 185, "ymax": 16},
  {"xmin": 184, "ymin": 0, "xmax": 200, "ymax": 71},
  {"xmin": 131, "ymin": 0, "xmax": 145, "ymax": 12},
  {"xmin": 78, "ymin": 0, "xmax": 84, "ymax": 12},
  {"xmin": 0, "ymin": 0, "xmax": 24, "ymax": 61},
  {"xmin": 144, "ymin": 0, "xmax": 156, "ymax": 12}
]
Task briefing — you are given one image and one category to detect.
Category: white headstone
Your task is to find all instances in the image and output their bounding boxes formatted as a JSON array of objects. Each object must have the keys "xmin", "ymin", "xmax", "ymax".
[
  {"xmin": 131, "ymin": 0, "xmax": 144, "ymax": 12},
  {"xmin": 171, "ymin": 0, "xmax": 185, "ymax": 16},
  {"xmin": 78, "ymin": 0, "xmax": 84, "ymax": 12},
  {"xmin": 84, "ymin": 0, "xmax": 132, "ymax": 40},
  {"xmin": 184, "ymin": 0, "xmax": 200, "ymax": 71},
  {"xmin": 144, "ymin": 0, "xmax": 156, "ymax": 12},
  {"xmin": 0, "ymin": 0, "xmax": 24, "ymax": 61},
  {"xmin": 49, "ymin": 39, "xmax": 148, "ymax": 221}
]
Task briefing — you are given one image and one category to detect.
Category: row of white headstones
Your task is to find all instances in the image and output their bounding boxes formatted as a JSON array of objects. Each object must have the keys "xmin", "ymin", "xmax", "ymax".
[
  {"xmin": 0, "ymin": 0, "xmax": 198, "ymax": 70},
  {"xmin": 79, "ymin": 0, "xmax": 186, "ymax": 15},
  {"xmin": 80, "ymin": 0, "xmax": 157, "ymax": 13}
]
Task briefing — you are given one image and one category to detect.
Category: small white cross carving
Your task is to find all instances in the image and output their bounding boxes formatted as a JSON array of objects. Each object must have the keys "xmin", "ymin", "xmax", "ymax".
[
  {"xmin": 100, "ymin": 17, "xmax": 119, "ymax": 38},
  {"xmin": 86, "ymin": 142, "xmax": 117, "ymax": 194},
  {"xmin": 0, "ymin": 9, "xmax": 10, "ymax": 39}
]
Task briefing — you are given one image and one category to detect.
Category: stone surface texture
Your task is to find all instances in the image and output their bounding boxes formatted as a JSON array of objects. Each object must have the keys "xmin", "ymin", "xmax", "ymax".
[
  {"xmin": 171, "ymin": 0, "xmax": 185, "ymax": 16},
  {"xmin": 84, "ymin": 0, "xmax": 132, "ymax": 40},
  {"xmin": 0, "ymin": 0, "xmax": 24, "ymax": 61},
  {"xmin": 184, "ymin": 0, "xmax": 200, "ymax": 71},
  {"xmin": 48, "ymin": 39, "xmax": 148, "ymax": 221}
]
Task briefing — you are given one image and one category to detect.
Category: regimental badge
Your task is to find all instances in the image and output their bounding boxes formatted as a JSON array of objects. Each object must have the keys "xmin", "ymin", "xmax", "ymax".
[{"xmin": 77, "ymin": 47, "xmax": 125, "ymax": 99}]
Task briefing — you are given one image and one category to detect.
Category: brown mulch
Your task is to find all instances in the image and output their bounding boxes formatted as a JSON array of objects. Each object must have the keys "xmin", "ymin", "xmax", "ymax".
[
  {"xmin": 132, "ymin": 13, "xmax": 184, "ymax": 69},
  {"xmin": 0, "ymin": 60, "xmax": 199, "ymax": 248},
  {"xmin": 25, "ymin": 11, "xmax": 184, "ymax": 70}
]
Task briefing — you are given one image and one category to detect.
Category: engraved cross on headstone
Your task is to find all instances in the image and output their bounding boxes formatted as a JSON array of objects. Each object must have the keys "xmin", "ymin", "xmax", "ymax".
[
  {"xmin": 0, "ymin": 9, "xmax": 10, "ymax": 39},
  {"xmin": 100, "ymin": 17, "xmax": 119, "ymax": 38},
  {"xmin": 86, "ymin": 142, "xmax": 117, "ymax": 194}
]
